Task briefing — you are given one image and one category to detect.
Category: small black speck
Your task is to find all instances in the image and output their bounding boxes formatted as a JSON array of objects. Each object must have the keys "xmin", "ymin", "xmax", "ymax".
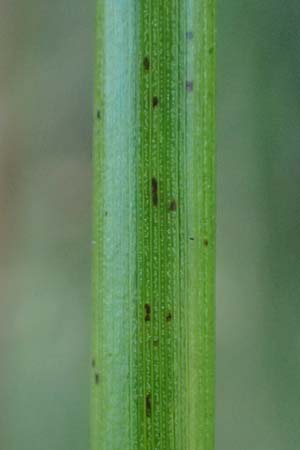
[
  {"xmin": 96, "ymin": 110, "xmax": 101, "ymax": 119},
  {"xmin": 189, "ymin": 237, "xmax": 195, "ymax": 241},
  {"xmin": 143, "ymin": 56, "xmax": 150, "ymax": 71},
  {"xmin": 152, "ymin": 96, "xmax": 159, "ymax": 108},
  {"xmin": 186, "ymin": 81, "xmax": 194, "ymax": 92},
  {"xmin": 204, "ymin": 239, "xmax": 209, "ymax": 246},
  {"xmin": 95, "ymin": 373, "xmax": 100, "ymax": 384},
  {"xmin": 92, "ymin": 358, "xmax": 96, "ymax": 368}
]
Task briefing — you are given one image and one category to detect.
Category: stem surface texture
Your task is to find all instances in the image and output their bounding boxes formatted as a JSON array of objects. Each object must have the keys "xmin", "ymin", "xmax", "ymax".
[{"xmin": 92, "ymin": 1, "xmax": 216, "ymax": 449}]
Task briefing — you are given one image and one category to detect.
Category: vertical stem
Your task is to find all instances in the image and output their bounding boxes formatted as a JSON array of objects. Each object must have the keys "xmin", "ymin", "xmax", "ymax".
[{"xmin": 91, "ymin": 1, "xmax": 216, "ymax": 449}]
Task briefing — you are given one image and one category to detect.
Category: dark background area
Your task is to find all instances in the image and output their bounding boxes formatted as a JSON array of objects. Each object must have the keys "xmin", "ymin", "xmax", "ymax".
[{"xmin": 1, "ymin": 1, "xmax": 300, "ymax": 449}]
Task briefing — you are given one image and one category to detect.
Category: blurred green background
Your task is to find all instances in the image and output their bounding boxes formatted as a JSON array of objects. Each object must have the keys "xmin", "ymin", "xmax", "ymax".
[{"xmin": 1, "ymin": 1, "xmax": 300, "ymax": 449}]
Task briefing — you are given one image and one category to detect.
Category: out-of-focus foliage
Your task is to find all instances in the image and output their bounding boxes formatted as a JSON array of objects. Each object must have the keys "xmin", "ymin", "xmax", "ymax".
[
  {"xmin": 0, "ymin": 2, "xmax": 93, "ymax": 449},
  {"xmin": 0, "ymin": 1, "xmax": 300, "ymax": 449},
  {"xmin": 217, "ymin": 2, "xmax": 300, "ymax": 450}
]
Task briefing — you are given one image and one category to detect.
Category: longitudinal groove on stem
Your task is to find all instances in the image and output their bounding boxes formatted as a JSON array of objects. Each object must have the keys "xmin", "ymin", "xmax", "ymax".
[{"xmin": 91, "ymin": 1, "xmax": 216, "ymax": 449}]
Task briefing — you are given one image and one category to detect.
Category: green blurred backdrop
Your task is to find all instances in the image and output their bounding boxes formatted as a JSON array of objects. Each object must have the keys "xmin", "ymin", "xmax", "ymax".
[{"xmin": 1, "ymin": 1, "xmax": 300, "ymax": 449}]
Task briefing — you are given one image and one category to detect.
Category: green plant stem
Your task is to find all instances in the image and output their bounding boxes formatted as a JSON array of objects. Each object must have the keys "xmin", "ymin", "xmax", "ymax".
[{"xmin": 91, "ymin": 1, "xmax": 216, "ymax": 449}]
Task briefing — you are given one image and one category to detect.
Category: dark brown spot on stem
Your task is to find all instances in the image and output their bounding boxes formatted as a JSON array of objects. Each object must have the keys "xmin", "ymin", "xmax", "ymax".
[
  {"xmin": 166, "ymin": 312, "xmax": 172, "ymax": 322},
  {"xmin": 143, "ymin": 56, "xmax": 150, "ymax": 71},
  {"xmin": 152, "ymin": 177, "xmax": 158, "ymax": 206},
  {"xmin": 169, "ymin": 200, "xmax": 177, "ymax": 212},
  {"xmin": 152, "ymin": 96, "xmax": 159, "ymax": 108},
  {"xmin": 145, "ymin": 304, "xmax": 151, "ymax": 322},
  {"xmin": 204, "ymin": 239, "xmax": 209, "ymax": 246},
  {"xmin": 146, "ymin": 394, "xmax": 151, "ymax": 417},
  {"xmin": 95, "ymin": 373, "xmax": 100, "ymax": 384}
]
